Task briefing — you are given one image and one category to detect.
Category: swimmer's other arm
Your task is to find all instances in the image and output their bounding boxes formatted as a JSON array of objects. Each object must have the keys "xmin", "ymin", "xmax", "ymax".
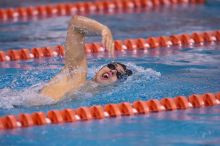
[{"xmin": 40, "ymin": 16, "xmax": 114, "ymax": 101}]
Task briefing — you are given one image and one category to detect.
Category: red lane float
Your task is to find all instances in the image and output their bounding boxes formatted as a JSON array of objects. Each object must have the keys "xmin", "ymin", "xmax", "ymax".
[
  {"xmin": 0, "ymin": 0, "xmax": 205, "ymax": 22},
  {"xmin": 133, "ymin": 100, "xmax": 149, "ymax": 114},
  {"xmin": 2, "ymin": 115, "xmax": 18, "ymax": 129},
  {"xmin": 160, "ymin": 98, "xmax": 177, "ymax": 110},
  {"xmin": 61, "ymin": 109, "xmax": 76, "ymax": 122},
  {"xmin": 0, "ymin": 91, "xmax": 219, "ymax": 130},
  {"xmin": 1, "ymin": 29, "xmax": 220, "ymax": 62},
  {"xmin": 90, "ymin": 105, "xmax": 105, "ymax": 119},
  {"xmin": 18, "ymin": 113, "xmax": 34, "ymax": 127},
  {"xmin": 76, "ymin": 107, "xmax": 93, "ymax": 120},
  {"xmin": 188, "ymin": 94, "xmax": 205, "ymax": 108},
  {"xmin": 118, "ymin": 102, "xmax": 134, "ymax": 116},
  {"xmin": 146, "ymin": 99, "xmax": 163, "ymax": 112},
  {"xmin": 174, "ymin": 96, "xmax": 189, "ymax": 109},
  {"xmin": 31, "ymin": 112, "xmax": 47, "ymax": 125},
  {"xmin": 48, "ymin": 110, "xmax": 64, "ymax": 124},
  {"xmin": 104, "ymin": 104, "xmax": 121, "ymax": 117}
]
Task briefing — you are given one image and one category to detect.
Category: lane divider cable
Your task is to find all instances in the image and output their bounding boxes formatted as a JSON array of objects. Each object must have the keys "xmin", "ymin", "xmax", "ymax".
[
  {"xmin": 0, "ymin": 92, "xmax": 219, "ymax": 130},
  {"xmin": 0, "ymin": 0, "xmax": 205, "ymax": 23},
  {"xmin": 0, "ymin": 29, "xmax": 219, "ymax": 62}
]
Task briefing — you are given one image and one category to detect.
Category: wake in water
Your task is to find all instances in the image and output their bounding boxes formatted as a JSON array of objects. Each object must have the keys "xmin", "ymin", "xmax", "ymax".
[
  {"xmin": 0, "ymin": 83, "xmax": 55, "ymax": 109},
  {"xmin": 100, "ymin": 62, "xmax": 161, "ymax": 98},
  {"xmin": 72, "ymin": 62, "xmax": 161, "ymax": 104},
  {"xmin": 0, "ymin": 62, "xmax": 161, "ymax": 109}
]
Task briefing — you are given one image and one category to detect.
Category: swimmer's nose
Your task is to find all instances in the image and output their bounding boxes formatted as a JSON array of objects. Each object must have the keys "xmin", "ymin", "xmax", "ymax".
[
  {"xmin": 111, "ymin": 70, "xmax": 117, "ymax": 74},
  {"xmin": 110, "ymin": 70, "xmax": 117, "ymax": 76}
]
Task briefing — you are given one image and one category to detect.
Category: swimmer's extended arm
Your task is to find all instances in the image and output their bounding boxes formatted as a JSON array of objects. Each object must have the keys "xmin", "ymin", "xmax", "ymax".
[
  {"xmin": 64, "ymin": 15, "xmax": 114, "ymax": 67},
  {"xmin": 40, "ymin": 16, "xmax": 114, "ymax": 100}
]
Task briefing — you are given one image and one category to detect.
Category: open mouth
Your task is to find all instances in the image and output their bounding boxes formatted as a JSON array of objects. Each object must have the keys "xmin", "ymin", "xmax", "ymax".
[{"xmin": 101, "ymin": 72, "xmax": 112, "ymax": 80}]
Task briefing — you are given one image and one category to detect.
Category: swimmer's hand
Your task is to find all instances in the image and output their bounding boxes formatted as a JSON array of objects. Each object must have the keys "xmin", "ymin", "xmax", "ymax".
[
  {"xmin": 69, "ymin": 15, "xmax": 114, "ymax": 57},
  {"xmin": 102, "ymin": 26, "xmax": 114, "ymax": 58}
]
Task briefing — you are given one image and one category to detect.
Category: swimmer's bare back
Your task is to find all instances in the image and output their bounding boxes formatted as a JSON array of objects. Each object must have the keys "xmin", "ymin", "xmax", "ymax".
[{"xmin": 40, "ymin": 16, "xmax": 114, "ymax": 101}]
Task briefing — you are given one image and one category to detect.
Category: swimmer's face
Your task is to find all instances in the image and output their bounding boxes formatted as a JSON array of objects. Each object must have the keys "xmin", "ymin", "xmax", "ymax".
[{"xmin": 93, "ymin": 63, "xmax": 132, "ymax": 85}]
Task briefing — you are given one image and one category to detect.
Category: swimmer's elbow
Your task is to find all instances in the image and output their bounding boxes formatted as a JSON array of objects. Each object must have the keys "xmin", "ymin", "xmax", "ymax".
[
  {"xmin": 70, "ymin": 15, "xmax": 82, "ymax": 26},
  {"xmin": 70, "ymin": 15, "xmax": 77, "ymax": 24}
]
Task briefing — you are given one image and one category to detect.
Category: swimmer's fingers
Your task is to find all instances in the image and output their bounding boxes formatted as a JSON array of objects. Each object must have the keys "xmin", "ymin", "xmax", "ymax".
[
  {"xmin": 102, "ymin": 26, "xmax": 114, "ymax": 57},
  {"xmin": 108, "ymin": 37, "xmax": 114, "ymax": 58},
  {"xmin": 102, "ymin": 36, "xmax": 108, "ymax": 54},
  {"xmin": 106, "ymin": 35, "xmax": 114, "ymax": 58},
  {"xmin": 102, "ymin": 27, "xmax": 110, "ymax": 49},
  {"xmin": 101, "ymin": 29, "xmax": 107, "ymax": 49},
  {"xmin": 107, "ymin": 30, "xmax": 114, "ymax": 57}
]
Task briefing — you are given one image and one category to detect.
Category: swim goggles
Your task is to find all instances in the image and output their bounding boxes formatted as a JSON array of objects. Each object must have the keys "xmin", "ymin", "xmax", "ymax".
[{"xmin": 106, "ymin": 63, "xmax": 132, "ymax": 80}]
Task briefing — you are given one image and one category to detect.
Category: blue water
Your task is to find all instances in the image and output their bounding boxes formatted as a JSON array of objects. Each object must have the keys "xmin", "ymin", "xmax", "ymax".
[{"xmin": 0, "ymin": 0, "xmax": 220, "ymax": 146}]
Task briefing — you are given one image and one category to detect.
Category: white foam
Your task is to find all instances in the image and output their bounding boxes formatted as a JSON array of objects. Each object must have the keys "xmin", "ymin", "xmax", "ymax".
[
  {"xmin": 92, "ymin": 62, "xmax": 162, "ymax": 98},
  {"xmin": 0, "ymin": 63, "xmax": 161, "ymax": 109},
  {"xmin": 0, "ymin": 83, "xmax": 56, "ymax": 109},
  {"xmin": 126, "ymin": 62, "xmax": 161, "ymax": 78}
]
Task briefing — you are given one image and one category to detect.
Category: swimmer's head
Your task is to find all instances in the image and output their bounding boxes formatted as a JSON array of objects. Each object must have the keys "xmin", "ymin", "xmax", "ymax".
[{"xmin": 93, "ymin": 62, "xmax": 132, "ymax": 85}]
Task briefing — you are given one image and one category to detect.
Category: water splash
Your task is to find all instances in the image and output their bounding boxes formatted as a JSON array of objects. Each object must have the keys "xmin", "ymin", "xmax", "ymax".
[
  {"xmin": 0, "ymin": 83, "xmax": 55, "ymax": 109},
  {"xmin": 0, "ymin": 62, "xmax": 161, "ymax": 109},
  {"xmin": 77, "ymin": 62, "xmax": 161, "ymax": 105},
  {"xmin": 105, "ymin": 62, "xmax": 161, "ymax": 96}
]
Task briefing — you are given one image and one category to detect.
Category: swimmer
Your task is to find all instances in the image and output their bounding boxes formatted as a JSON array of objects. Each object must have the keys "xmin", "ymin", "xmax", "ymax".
[{"xmin": 39, "ymin": 16, "xmax": 132, "ymax": 103}]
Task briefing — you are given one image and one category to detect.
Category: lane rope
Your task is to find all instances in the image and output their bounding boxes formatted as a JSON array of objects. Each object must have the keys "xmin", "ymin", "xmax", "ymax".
[
  {"xmin": 0, "ymin": 92, "xmax": 219, "ymax": 130},
  {"xmin": 0, "ymin": 0, "xmax": 205, "ymax": 23},
  {"xmin": 0, "ymin": 29, "xmax": 219, "ymax": 62}
]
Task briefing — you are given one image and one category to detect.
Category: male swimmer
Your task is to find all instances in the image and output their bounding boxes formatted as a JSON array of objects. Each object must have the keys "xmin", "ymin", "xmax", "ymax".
[{"xmin": 39, "ymin": 16, "xmax": 132, "ymax": 103}]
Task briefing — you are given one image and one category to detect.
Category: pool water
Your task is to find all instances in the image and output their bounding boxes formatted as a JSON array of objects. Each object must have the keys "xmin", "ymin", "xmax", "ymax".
[{"xmin": 0, "ymin": 0, "xmax": 220, "ymax": 146}]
